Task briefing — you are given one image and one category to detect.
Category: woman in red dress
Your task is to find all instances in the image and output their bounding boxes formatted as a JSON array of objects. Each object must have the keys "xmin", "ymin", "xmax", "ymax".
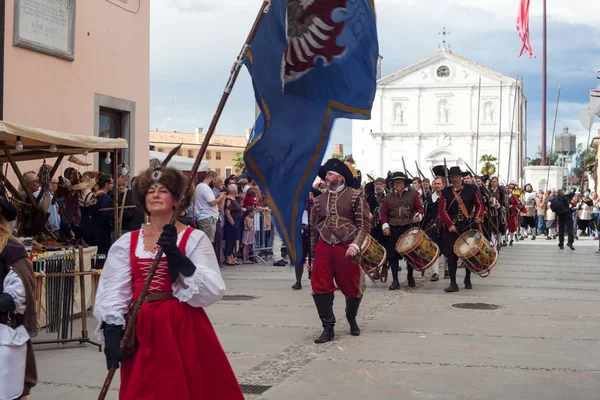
[{"xmin": 94, "ymin": 165, "xmax": 243, "ymax": 400}]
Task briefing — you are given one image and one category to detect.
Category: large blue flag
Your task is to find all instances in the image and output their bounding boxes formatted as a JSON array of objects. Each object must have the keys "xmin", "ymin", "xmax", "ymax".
[{"xmin": 243, "ymin": 0, "xmax": 378, "ymax": 263}]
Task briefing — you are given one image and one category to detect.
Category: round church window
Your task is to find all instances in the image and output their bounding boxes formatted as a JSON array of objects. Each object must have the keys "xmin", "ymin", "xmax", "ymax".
[{"xmin": 437, "ymin": 65, "xmax": 450, "ymax": 78}]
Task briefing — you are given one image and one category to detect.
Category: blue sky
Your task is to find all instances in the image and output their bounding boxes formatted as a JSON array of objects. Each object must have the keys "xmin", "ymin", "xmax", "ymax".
[{"xmin": 150, "ymin": 0, "xmax": 600, "ymax": 160}]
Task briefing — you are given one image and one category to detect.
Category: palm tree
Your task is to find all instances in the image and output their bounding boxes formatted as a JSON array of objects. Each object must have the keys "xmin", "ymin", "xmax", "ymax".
[{"xmin": 479, "ymin": 154, "xmax": 497, "ymax": 176}]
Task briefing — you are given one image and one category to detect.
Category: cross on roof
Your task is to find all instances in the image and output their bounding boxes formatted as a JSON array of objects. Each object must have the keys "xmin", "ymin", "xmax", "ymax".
[{"xmin": 439, "ymin": 27, "xmax": 451, "ymax": 51}]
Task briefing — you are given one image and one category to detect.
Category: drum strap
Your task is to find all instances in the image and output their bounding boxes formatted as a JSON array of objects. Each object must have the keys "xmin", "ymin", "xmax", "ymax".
[{"xmin": 451, "ymin": 189, "xmax": 472, "ymax": 219}]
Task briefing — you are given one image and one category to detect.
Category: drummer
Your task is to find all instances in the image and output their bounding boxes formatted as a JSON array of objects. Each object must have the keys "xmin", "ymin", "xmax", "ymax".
[
  {"xmin": 381, "ymin": 172, "xmax": 424, "ymax": 290},
  {"xmin": 438, "ymin": 166, "xmax": 485, "ymax": 292}
]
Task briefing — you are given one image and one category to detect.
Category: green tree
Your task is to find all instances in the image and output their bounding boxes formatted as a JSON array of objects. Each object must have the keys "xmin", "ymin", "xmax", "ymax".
[
  {"xmin": 571, "ymin": 145, "xmax": 595, "ymax": 178},
  {"xmin": 528, "ymin": 146, "xmax": 559, "ymax": 166},
  {"xmin": 479, "ymin": 154, "xmax": 497, "ymax": 176},
  {"xmin": 331, "ymin": 153, "xmax": 344, "ymax": 161},
  {"xmin": 233, "ymin": 153, "xmax": 245, "ymax": 175}
]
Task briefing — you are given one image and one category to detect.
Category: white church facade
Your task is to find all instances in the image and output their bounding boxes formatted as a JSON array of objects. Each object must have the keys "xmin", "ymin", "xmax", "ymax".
[{"xmin": 352, "ymin": 49, "xmax": 526, "ymax": 184}]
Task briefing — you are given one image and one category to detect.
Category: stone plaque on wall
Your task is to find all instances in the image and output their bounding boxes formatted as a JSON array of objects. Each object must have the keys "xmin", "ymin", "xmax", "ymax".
[{"xmin": 13, "ymin": 0, "xmax": 76, "ymax": 61}]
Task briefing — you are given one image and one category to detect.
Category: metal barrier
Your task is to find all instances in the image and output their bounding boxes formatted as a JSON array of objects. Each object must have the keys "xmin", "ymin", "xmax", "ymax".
[{"xmin": 253, "ymin": 210, "xmax": 273, "ymax": 264}]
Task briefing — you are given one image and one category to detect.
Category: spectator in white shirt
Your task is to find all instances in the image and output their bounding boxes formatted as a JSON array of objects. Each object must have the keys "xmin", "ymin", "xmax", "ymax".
[{"xmin": 194, "ymin": 171, "xmax": 225, "ymax": 243}]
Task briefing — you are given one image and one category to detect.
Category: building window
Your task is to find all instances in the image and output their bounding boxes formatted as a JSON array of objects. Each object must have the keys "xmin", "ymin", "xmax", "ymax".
[
  {"xmin": 226, "ymin": 167, "xmax": 232, "ymax": 177},
  {"xmin": 188, "ymin": 149, "xmax": 193, "ymax": 158},
  {"xmin": 216, "ymin": 151, "xmax": 222, "ymax": 160},
  {"xmin": 157, "ymin": 148, "xmax": 164, "ymax": 153},
  {"xmin": 206, "ymin": 151, "xmax": 211, "ymax": 160},
  {"xmin": 177, "ymin": 148, "xmax": 182, "ymax": 156},
  {"xmin": 98, "ymin": 108, "xmax": 123, "ymax": 176},
  {"xmin": 215, "ymin": 168, "xmax": 221, "ymax": 176}
]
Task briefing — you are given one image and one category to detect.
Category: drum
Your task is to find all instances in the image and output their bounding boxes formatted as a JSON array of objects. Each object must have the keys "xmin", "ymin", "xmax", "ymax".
[
  {"xmin": 395, "ymin": 227, "xmax": 440, "ymax": 272},
  {"xmin": 453, "ymin": 230, "xmax": 498, "ymax": 277},
  {"xmin": 358, "ymin": 235, "xmax": 388, "ymax": 283}
]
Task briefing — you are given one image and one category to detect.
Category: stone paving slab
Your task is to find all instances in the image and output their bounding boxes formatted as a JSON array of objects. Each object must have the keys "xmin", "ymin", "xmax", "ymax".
[{"xmin": 31, "ymin": 237, "xmax": 600, "ymax": 399}]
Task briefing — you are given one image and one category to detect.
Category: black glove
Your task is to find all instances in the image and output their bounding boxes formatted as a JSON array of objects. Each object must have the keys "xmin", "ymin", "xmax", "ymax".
[
  {"xmin": 156, "ymin": 224, "xmax": 196, "ymax": 283},
  {"xmin": 0, "ymin": 293, "xmax": 15, "ymax": 313},
  {"xmin": 103, "ymin": 323, "xmax": 124, "ymax": 370}
]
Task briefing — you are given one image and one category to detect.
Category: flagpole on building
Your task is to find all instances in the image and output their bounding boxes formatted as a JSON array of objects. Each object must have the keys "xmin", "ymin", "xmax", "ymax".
[
  {"xmin": 541, "ymin": 0, "xmax": 547, "ymax": 165},
  {"xmin": 96, "ymin": 1, "xmax": 272, "ymax": 398}
]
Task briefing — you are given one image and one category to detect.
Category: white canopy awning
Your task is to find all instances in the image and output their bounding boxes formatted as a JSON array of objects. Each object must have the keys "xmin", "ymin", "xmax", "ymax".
[
  {"xmin": 0, "ymin": 120, "xmax": 128, "ymax": 162},
  {"xmin": 149, "ymin": 151, "xmax": 209, "ymax": 172}
]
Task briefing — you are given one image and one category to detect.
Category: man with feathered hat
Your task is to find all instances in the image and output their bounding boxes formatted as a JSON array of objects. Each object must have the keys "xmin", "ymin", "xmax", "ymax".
[
  {"xmin": 309, "ymin": 158, "xmax": 371, "ymax": 343},
  {"xmin": 381, "ymin": 171, "xmax": 425, "ymax": 290},
  {"xmin": 438, "ymin": 166, "xmax": 485, "ymax": 292}
]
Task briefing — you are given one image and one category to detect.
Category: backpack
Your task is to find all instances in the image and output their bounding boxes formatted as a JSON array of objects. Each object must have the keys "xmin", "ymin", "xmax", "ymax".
[{"xmin": 550, "ymin": 196, "xmax": 568, "ymax": 215}]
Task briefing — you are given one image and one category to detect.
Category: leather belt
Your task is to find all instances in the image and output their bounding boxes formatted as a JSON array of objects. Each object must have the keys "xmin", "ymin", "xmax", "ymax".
[{"xmin": 145, "ymin": 292, "xmax": 175, "ymax": 302}]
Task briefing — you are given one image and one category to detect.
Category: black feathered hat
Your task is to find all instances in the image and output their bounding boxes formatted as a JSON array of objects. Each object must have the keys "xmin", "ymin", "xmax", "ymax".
[
  {"xmin": 310, "ymin": 187, "xmax": 322, "ymax": 198},
  {"xmin": 318, "ymin": 159, "xmax": 354, "ymax": 184}
]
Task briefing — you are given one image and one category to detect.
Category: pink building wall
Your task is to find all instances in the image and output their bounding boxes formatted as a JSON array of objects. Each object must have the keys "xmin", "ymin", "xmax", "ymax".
[{"xmin": 2, "ymin": 0, "xmax": 150, "ymax": 181}]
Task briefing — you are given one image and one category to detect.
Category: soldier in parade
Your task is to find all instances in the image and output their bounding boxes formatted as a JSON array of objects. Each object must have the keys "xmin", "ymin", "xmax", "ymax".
[
  {"xmin": 365, "ymin": 177, "xmax": 388, "ymax": 280},
  {"xmin": 309, "ymin": 159, "xmax": 371, "ymax": 343},
  {"xmin": 381, "ymin": 172, "xmax": 424, "ymax": 290},
  {"xmin": 438, "ymin": 166, "xmax": 485, "ymax": 293},
  {"xmin": 423, "ymin": 168, "xmax": 449, "ymax": 282},
  {"xmin": 488, "ymin": 177, "xmax": 506, "ymax": 247}
]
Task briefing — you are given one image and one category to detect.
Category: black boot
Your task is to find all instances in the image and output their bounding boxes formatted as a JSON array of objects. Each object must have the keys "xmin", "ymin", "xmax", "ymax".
[
  {"xmin": 464, "ymin": 273, "xmax": 472, "ymax": 289},
  {"xmin": 345, "ymin": 297, "xmax": 361, "ymax": 336},
  {"xmin": 407, "ymin": 266, "xmax": 416, "ymax": 288},
  {"xmin": 313, "ymin": 292, "xmax": 335, "ymax": 343},
  {"xmin": 445, "ymin": 283, "xmax": 459, "ymax": 292}
]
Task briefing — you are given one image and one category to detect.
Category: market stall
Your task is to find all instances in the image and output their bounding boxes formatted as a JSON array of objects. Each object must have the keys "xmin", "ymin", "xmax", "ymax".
[{"xmin": 0, "ymin": 120, "xmax": 128, "ymax": 349}]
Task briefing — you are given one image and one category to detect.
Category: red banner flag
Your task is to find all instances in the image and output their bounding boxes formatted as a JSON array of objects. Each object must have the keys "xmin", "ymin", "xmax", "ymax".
[{"xmin": 517, "ymin": 0, "xmax": 534, "ymax": 58}]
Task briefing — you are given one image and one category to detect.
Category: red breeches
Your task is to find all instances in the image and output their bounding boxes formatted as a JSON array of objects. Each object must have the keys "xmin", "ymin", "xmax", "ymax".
[{"xmin": 311, "ymin": 239, "xmax": 363, "ymax": 298}]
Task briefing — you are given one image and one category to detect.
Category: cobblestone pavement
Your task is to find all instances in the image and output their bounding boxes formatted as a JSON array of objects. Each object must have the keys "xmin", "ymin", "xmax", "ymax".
[{"xmin": 32, "ymin": 237, "xmax": 600, "ymax": 399}]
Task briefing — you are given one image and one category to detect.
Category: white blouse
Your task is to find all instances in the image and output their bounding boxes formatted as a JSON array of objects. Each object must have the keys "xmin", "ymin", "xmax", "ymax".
[
  {"xmin": 93, "ymin": 229, "xmax": 226, "ymax": 340},
  {"xmin": 3, "ymin": 270, "xmax": 27, "ymax": 315}
]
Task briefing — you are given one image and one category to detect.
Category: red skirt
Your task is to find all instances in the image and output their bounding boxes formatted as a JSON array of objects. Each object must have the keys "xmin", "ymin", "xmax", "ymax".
[
  {"xmin": 507, "ymin": 214, "xmax": 519, "ymax": 233},
  {"xmin": 120, "ymin": 299, "xmax": 244, "ymax": 400}
]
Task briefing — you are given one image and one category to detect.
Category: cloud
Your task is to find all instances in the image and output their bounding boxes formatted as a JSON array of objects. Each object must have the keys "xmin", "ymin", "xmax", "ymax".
[
  {"xmin": 167, "ymin": 0, "xmax": 219, "ymax": 13},
  {"xmin": 149, "ymin": 0, "xmax": 600, "ymax": 164}
]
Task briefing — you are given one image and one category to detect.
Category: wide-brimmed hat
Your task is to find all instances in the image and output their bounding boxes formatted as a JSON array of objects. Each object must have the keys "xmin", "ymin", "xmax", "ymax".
[
  {"xmin": 432, "ymin": 165, "xmax": 449, "ymax": 178},
  {"xmin": 310, "ymin": 187, "xmax": 322, "ymax": 198},
  {"xmin": 318, "ymin": 159, "xmax": 354, "ymax": 184},
  {"xmin": 70, "ymin": 175, "xmax": 96, "ymax": 191},
  {"xmin": 390, "ymin": 171, "xmax": 411, "ymax": 184},
  {"xmin": 448, "ymin": 166, "xmax": 464, "ymax": 177},
  {"xmin": 462, "ymin": 171, "xmax": 473, "ymax": 177}
]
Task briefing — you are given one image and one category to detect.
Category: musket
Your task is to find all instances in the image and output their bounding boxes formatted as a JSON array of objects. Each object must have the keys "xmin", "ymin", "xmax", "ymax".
[
  {"xmin": 96, "ymin": 1, "xmax": 272, "ymax": 398},
  {"xmin": 464, "ymin": 162, "xmax": 501, "ymax": 236},
  {"xmin": 443, "ymin": 158, "xmax": 450, "ymax": 186},
  {"xmin": 415, "ymin": 161, "xmax": 426, "ymax": 181},
  {"xmin": 401, "ymin": 157, "xmax": 413, "ymax": 179}
]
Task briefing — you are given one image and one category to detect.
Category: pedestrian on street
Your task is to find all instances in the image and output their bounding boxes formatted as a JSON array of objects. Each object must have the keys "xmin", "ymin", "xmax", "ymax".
[{"xmin": 553, "ymin": 189, "xmax": 575, "ymax": 250}]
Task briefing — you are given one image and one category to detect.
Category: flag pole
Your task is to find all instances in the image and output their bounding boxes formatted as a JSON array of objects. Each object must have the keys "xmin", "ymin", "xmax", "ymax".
[
  {"xmin": 497, "ymin": 81, "xmax": 503, "ymax": 179},
  {"xmin": 96, "ymin": 2, "xmax": 271, "ymax": 398},
  {"xmin": 545, "ymin": 85, "xmax": 560, "ymax": 192},
  {"xmin": 541, "ymin": 0, "xmax": 547, "ymax": 165}
]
